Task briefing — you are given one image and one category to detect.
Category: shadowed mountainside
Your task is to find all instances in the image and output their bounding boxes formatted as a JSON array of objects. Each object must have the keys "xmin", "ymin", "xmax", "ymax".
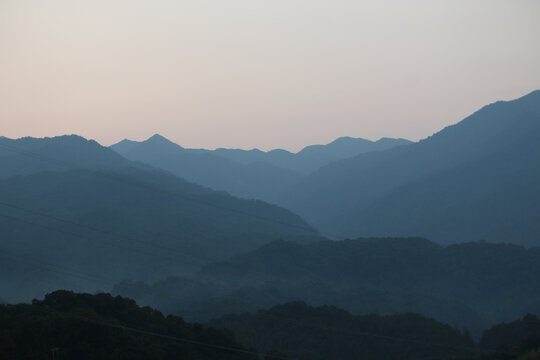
[
  {"xmin": 276, "ymin": 90, "xmax": 540, "ymax": 244},
  {"xmin": 0, "ymin": 136, "xmax": 318, "ymax": 302}
]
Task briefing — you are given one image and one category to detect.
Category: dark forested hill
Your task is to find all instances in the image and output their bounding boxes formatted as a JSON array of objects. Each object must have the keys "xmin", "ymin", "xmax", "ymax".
[
  {"xmin": 193, "ymin": 238, "xmax": 540, "ymax": 333},
  {"xmin": 111, "ymin": 238, "xmax": 540, "ymax": 335},
  {"xmin": 276, "ymin": 90, "xmax": 540, "ymax": 244},
  {"xmin": 0, "ymin": 290, "xmax": 266, "ymax": 360},
  {"xmin": 209, "ymin": 301, "xmax": 476, "ymax": 360},
  {"xmin": 2, "ymin": 291, "xmax": 536, "ymax": 360},
  {"xmin": 480, "ymin": 314, "xmax": 540, "ymax": 357}
]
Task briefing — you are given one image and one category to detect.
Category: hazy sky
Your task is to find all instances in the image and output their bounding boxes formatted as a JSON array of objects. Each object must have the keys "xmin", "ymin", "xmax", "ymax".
[{"xmin": 1, "ymin": 0, "xmax": 539, "ymax": 151}]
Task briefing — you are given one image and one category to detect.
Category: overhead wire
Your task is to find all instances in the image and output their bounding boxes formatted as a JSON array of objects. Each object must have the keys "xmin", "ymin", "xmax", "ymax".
[
  {"xmin": 0, "ymin": 204, "xmax": 209, "ymax": 266},
  {"xmin": 2, "ymin": 290, "xmax": 288, "ymax": 360},
  {"xmin": 0, "ymin": 246, "xmax": 204, "ymax": 306}
]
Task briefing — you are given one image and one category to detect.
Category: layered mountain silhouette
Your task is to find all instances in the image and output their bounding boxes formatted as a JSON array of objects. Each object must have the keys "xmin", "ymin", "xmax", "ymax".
[
  {"xmin": 210, "ymin": 136, "xmax": 412, "ymax": 173},
  {"xmin": 111, "ymin": 134, "xmax": 303, "ymax": 202},
  {"xmin": 276, "ymin": 90, "xmax": 540, "ymax": 245},
  {"xmin": 0, "ymin": 135, "xmax": 317, "ymax": 302},
  {"xmin": 110, "ymin": 135, "xmax": 410, "ymax": 201}
]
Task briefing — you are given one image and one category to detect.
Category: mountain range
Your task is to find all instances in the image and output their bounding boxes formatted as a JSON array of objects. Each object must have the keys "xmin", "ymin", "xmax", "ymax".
[
  {"xmin": 0, "ymin": 135, "xmax": 317, "ymax": 302},
  {"xmin": 276, "ymin": 90, "xmax": 540, "ymax": 244},
  {"xmin": 1, "ymin": 90, "xmax": 540, "ymax": 308},
  {"xmin": 207, "ymin": 136, "xmax": 412, "ymax": 173},
  {"xmin": 109, "ymin": 90, "xmax": 540, "ymax": 246},
  {"xmin": 110, "ymin": 135, "xmax": 410, "ymax": 201}
]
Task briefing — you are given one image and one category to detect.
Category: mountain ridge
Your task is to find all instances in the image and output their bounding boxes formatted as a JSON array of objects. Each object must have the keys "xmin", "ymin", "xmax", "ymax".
[
  {"xmin": 274, "ymin": 90, "xmax": 540, "ymax": 243},
  {"xmin": 109, "ymin": 134, "xmax": 411, "ymax": 201}
]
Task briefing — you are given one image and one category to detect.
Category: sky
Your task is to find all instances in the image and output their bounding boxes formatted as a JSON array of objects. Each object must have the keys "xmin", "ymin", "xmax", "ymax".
[{"xmin": 1, "ymin": 0, "xmax": 539, "ymax": 152}]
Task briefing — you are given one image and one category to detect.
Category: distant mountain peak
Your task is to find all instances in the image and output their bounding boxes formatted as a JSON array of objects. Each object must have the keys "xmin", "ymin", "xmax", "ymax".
[
  {"xmin": 144, "ymin": 134, "xmax": 184, "ymax": 149},
  {"xmin": 147, "ymin": 133, "xmax": 169, "ymax": 142}
]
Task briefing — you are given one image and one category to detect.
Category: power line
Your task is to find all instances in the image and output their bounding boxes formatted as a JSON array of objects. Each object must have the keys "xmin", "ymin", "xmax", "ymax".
[
  {"xmin": 0, "ymin": 212, "xmax": 236, "ymax": 313},
  {"xmin": 0, "ymin": 250, "xmax": 116, "ymax": 286},
  {"xmin": 88, "ymin": 319, "xmax": 287, "ymax": 359},
  {"xmin": 0, "ymin": 212, "xmax": 236, "ymax": 311},
  {"xmin": 0, "ymin": 208, "xmax": 209, "ymax": 266},
  {"xmin": 0, "ymin": 245, "xmax": 213, "ymax": 314},
  {"xmin": 12, "ymin": 296, "xmax": 289, "ymax": 360},
  {"xmin": 250, "ymin": 312, "xmax": 517, "ymax": 357},
  {"xmin": 0, "ymin": 205, "xmax": 314, "ymax": 322}
]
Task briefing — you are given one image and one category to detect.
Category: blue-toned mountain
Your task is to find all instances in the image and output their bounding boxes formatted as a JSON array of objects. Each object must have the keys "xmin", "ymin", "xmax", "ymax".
[{"xmin": 276, "ymin": 90, "xmax": 540, "ymax": 245}]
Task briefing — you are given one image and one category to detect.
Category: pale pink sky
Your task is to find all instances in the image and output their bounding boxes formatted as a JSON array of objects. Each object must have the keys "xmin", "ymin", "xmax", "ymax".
[{"xmin": 1, "ymin": 0, "xmax": 539, "ymax": 151}]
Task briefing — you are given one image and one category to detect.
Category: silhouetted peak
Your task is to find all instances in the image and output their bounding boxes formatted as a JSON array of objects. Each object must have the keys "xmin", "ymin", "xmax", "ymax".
[
  {"xmin": 145, "ymin": 134, "xmax": 184, "ymax": 149},
  {"xmin": 147, "ymin": 133, "xmax": 169, "ymax": 142},
  {"xmin": 116, "ymin": 139, "xmax": 135, "ymax": 145}
]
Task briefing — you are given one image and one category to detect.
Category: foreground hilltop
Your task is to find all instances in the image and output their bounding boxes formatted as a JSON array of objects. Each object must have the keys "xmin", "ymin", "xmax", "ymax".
[
  {"xmin": 0, "ymin": 290, "xmax": 261, "ymax": 360},
  {"xmin": 3, "ymin": 290, "xmax": 536, "ymax": 360}
]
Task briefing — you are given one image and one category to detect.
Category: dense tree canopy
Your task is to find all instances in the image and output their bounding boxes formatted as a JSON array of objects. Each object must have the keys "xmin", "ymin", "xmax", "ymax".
[
  {"xmin": 210, "ymin": 301, "xmax": 477, "ymax": 360},
  {"xmin": 0, "ymin": 290, "xmax": 273, "ymax": 360}
]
